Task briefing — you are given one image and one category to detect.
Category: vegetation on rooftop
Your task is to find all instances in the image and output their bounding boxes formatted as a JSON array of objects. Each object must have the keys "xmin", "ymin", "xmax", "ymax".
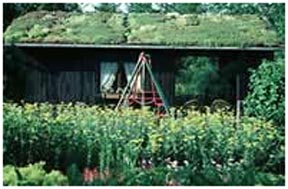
[
  {"xmin": 4, "ymin": 11, "xmax": 280, "ymax": 47},
  {"xmin": 127, "ymin": 13, "xmax": 279, "ymax": 47},
  {"xmin": 4, "ymin": 11, "xmax": 126, "ymax": 44}
]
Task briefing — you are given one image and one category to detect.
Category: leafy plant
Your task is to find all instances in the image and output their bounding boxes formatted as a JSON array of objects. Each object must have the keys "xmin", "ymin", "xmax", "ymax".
[
  {"xmin": 66, "ymin": 164, "xmax": 83, "ymax": 186},
  {"xmin": 3, "ymin": 162, "xmax": 68, "ymax": 186},
  {"xmin": 244, "ymin": 58, "xmax": 285, "ymax": 128}
]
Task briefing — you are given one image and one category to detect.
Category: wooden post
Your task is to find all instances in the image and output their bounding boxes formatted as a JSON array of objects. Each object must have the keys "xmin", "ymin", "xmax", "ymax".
[
  {"xmin": 236, "ymin": 74, "xmax": 241, "ymax": 124},
  {"xmin": 141, "ymin": 61, "xmax": 145, "ymax": 108}
]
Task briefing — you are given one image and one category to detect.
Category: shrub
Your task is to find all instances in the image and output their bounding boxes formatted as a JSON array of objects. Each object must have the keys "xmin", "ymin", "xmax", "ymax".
[
  {"xmin": 244, "ymin": 58, "xmax": 285, "ymax": 128},
  {"xmin": 3, "ymin": 102, "xmax": 284, "ymax": 185},
  {"xmin": 3, "ymin": 162, "xmax": 68, "ymax": 186}
]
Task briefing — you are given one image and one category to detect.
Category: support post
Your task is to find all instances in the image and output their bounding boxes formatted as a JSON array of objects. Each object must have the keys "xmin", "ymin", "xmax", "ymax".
[
  {"xmin": 141, "ymin": 60, "xmax": 145, "ymax": 108},
  {"xmin": 236, "ymin": 74, "xmax": 241, "ymax": 124}
]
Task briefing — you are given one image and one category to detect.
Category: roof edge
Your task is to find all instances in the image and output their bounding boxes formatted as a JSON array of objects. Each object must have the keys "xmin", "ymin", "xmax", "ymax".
[{"xmin": 4, "ymin": 43, "xmax": 284, "ymax": 51}]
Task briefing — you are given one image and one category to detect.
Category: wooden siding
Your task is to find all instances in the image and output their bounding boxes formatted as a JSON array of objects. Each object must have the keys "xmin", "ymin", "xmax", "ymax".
[
  {"xmin": 6, "ymin": 46, "xmax": 274, "ymax": 105},
  {"xmin": 20, "ymin": 47, "xmax": 176, "ymax": 104},
  {"xmin": 25, "ymin": 70, "xmax": 100, "ymax": 103}
]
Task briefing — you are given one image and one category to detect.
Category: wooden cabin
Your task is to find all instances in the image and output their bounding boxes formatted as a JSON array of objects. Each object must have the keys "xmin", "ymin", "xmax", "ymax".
[{"xmin": 3, "ymin": 11, "xmax": 283, "ymax": 106}]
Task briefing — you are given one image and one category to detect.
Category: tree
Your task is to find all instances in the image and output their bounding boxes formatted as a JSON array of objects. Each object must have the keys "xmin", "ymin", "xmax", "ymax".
[
  {"xmin": 175, "ymin": 57, "xmax": 231, "ymax": 102},
  {"xmin": 259, "ymin": 3, "xmax": 285, "ymax": 41},
  {"xmin": 156, "ymin": 3, "xmax": 202, "ymax": 14},
  {"xmin": 127, "ymin": 3, "xmax": 156, "ymax": 13},
  {"xmin": 95, "ymin": 3, "xmax": 120, "ymax": 13}
]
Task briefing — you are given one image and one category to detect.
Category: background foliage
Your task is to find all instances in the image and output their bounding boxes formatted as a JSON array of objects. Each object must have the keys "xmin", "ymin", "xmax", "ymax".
[{"xmin": 175, "ymin": 57, "xmax": 231, "ymax": 99}]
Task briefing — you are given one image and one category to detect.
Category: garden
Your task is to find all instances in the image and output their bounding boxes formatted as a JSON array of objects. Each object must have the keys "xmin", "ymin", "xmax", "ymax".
[
  {"xmin": 3, "ymin": 102, "xmax": 285, "ymax": 186},
  {"xmin": 3, "ymin": 2, "xmax": 285, "ymax": 186},
  {"xmin": 3, "ymin": 56, "xmax": 285, "ymax": 186}
]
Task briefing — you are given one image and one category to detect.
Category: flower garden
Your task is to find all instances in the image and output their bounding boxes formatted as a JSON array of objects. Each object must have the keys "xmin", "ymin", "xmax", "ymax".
[{"xmin": 3, "ymin": 102, "xmax": 284, "ymax": 186}]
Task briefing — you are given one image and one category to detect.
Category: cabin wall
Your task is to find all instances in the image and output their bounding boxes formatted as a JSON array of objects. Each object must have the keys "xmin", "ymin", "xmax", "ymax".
[
  {"xmin": 21, "ymin": 48, "xmax": 100, "ymax": 103},
  {"xmin": 19, "ymin": 47, "xmax": 176, "ymax": 105},
  {"xmin": 25, "ymin": 70, "xmax": 100, "ymax": 103},
  {"xmin": 5, "ymin": 46, "xmax": 274, "ymax": 106}
]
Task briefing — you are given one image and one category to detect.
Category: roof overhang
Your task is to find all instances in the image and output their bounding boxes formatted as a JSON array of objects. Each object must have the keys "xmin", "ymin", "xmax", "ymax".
[{"xmin": 4, "ymin": 43, "xmax": 283, "ymax": 52}]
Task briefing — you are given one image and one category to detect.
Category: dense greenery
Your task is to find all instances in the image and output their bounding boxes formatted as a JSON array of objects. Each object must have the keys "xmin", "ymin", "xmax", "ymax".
[
  {"xmin": 4, "ymin": 3, "xmax": 284, "ymax": 42},
  {"xmin": 4, "ymin": 103, "xmax": 284, "ymax": 185},
  {"xmin": 3, "ymin": 3, "xmax": 80, "ymax": 31},
  {"xmin": 127, "ymin": 13, "xmax": 279, "ymax": 46},
  {"xmin": 244, "ymin": 58, "xmax": 285, "ymax": 128},
  {"xmin": 4, "ymin": 11, "xmax": 280, "ymax": 47},
  {"xmin": 4, "ymin": 11, "xmax": 125, "ymax": 44},
  {"xmin": 175, "ymin": 56, "xmax": 231, "ymax": 99},
  {"xmin": 95, "ymin": 3, "xmax": 120, "ymax": 13},
  {"xmin": 202, "ymin": 3, "xmax": 285, "ymax": 41},
  {"xmin": 3, "ymin": 162, "xmax": 68, "ymax": 186},
  {"xmin": 128, "ymin": 3, "xmax": 156, "ymax": 13}
]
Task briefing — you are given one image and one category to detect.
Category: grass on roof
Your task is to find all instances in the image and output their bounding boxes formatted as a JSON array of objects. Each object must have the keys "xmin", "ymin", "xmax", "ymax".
[
  {"xmin": 4, "ymin": 11, "xmax": 281, "ymax": 47},
  {"xmin": 4, "ymin": 11, "xmax": 126, "ymax": 44},
  {"xmin": 127, "ymin": 13, "xmax": 280, "ymax": 47}
]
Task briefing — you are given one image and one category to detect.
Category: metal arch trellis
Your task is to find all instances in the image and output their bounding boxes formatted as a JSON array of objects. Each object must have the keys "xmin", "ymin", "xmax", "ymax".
[{"xmin": 116, "ymin": 52, "xmax": 170, "ymax": 115}]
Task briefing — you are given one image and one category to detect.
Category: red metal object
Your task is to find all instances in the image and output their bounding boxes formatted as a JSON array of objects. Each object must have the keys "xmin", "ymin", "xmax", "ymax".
[
  {"xmin": 116, "ymin": 52, "xmax": 170, "ymax": 116},
  {"xmin": 128, "ymin": 54, "xmax": 164, "ymax": 114}
]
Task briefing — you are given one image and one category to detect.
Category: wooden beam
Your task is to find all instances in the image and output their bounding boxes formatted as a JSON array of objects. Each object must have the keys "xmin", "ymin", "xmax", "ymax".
[{"xmin": 4, "ymin": 43, "xmax": 282, "ymax": 52}]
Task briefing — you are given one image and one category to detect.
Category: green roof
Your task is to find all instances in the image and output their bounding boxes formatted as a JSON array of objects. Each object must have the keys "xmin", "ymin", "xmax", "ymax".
[{"xmin": 4, "ymin": 11, "xmax": 281, "ymax": 47}]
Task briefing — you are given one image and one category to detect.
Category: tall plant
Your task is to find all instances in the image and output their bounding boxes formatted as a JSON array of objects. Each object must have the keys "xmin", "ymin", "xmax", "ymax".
[{"xmin": 244, "ymin": 58, "xmax": 285, "ymax": 128}]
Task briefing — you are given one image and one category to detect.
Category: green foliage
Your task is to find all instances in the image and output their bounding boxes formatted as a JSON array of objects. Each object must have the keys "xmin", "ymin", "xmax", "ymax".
[
  {"xmin": 263, "ymin": 4, "xmax": 285, "ymax": 42},
  {"xmin": 244, "ymin": 58, "xmax": 285, "ymax": 128},
  {"xmin": 127, "ymin": 13, "xmax": 279, "ymax": 46},
  {"xmin": 202, "ymin": 3, "xmax": 262, "ymax": 14},
  {"xmin": 175, "ymin": 56, "xmax": 231, "ymax": 98},
  {"xmin": 3, "ymin": 165, "xmax": 18, "ymax": 186},
  {"xmin": 96, "ymin": 3, "xmax": 120, "ymax": 13},
  {"xmin": 4, "ymin": 11, "xmax": 280, "ymax": 47},
  {"xmin": 4, "ymin": 11, "xmax": 125, "ymax": 44},
  {"xmin": 157, "ymin": 3, "xmax": 202, "ymax": 14},
  {"xmin": 4, "ymin": 3, "xmax": 284, "ymax": 42},
  {"xmin": 3, "ymin": 162, "xmax": 68, "ymax": 186},
  {"xmin": 43, "ymin": 170, "xmax": 69, "ymax": 186},
  {"xmin": 128, "ymin": 3, "xmax": 156, "ymax": 13},
  {"xmin": 67, "ymin": 164, "xmax": 83, "ymax": 186},
  {"xmin": 202, "ymin": 3, "xmax": 285, "ymax": 41},
  {"xmin": 3, "ymin": 102, "xmax": 284, "ymax": 185},
  {"xmin": 3, "ymin": 3, "xmax": 80, "ymax": 31}
]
